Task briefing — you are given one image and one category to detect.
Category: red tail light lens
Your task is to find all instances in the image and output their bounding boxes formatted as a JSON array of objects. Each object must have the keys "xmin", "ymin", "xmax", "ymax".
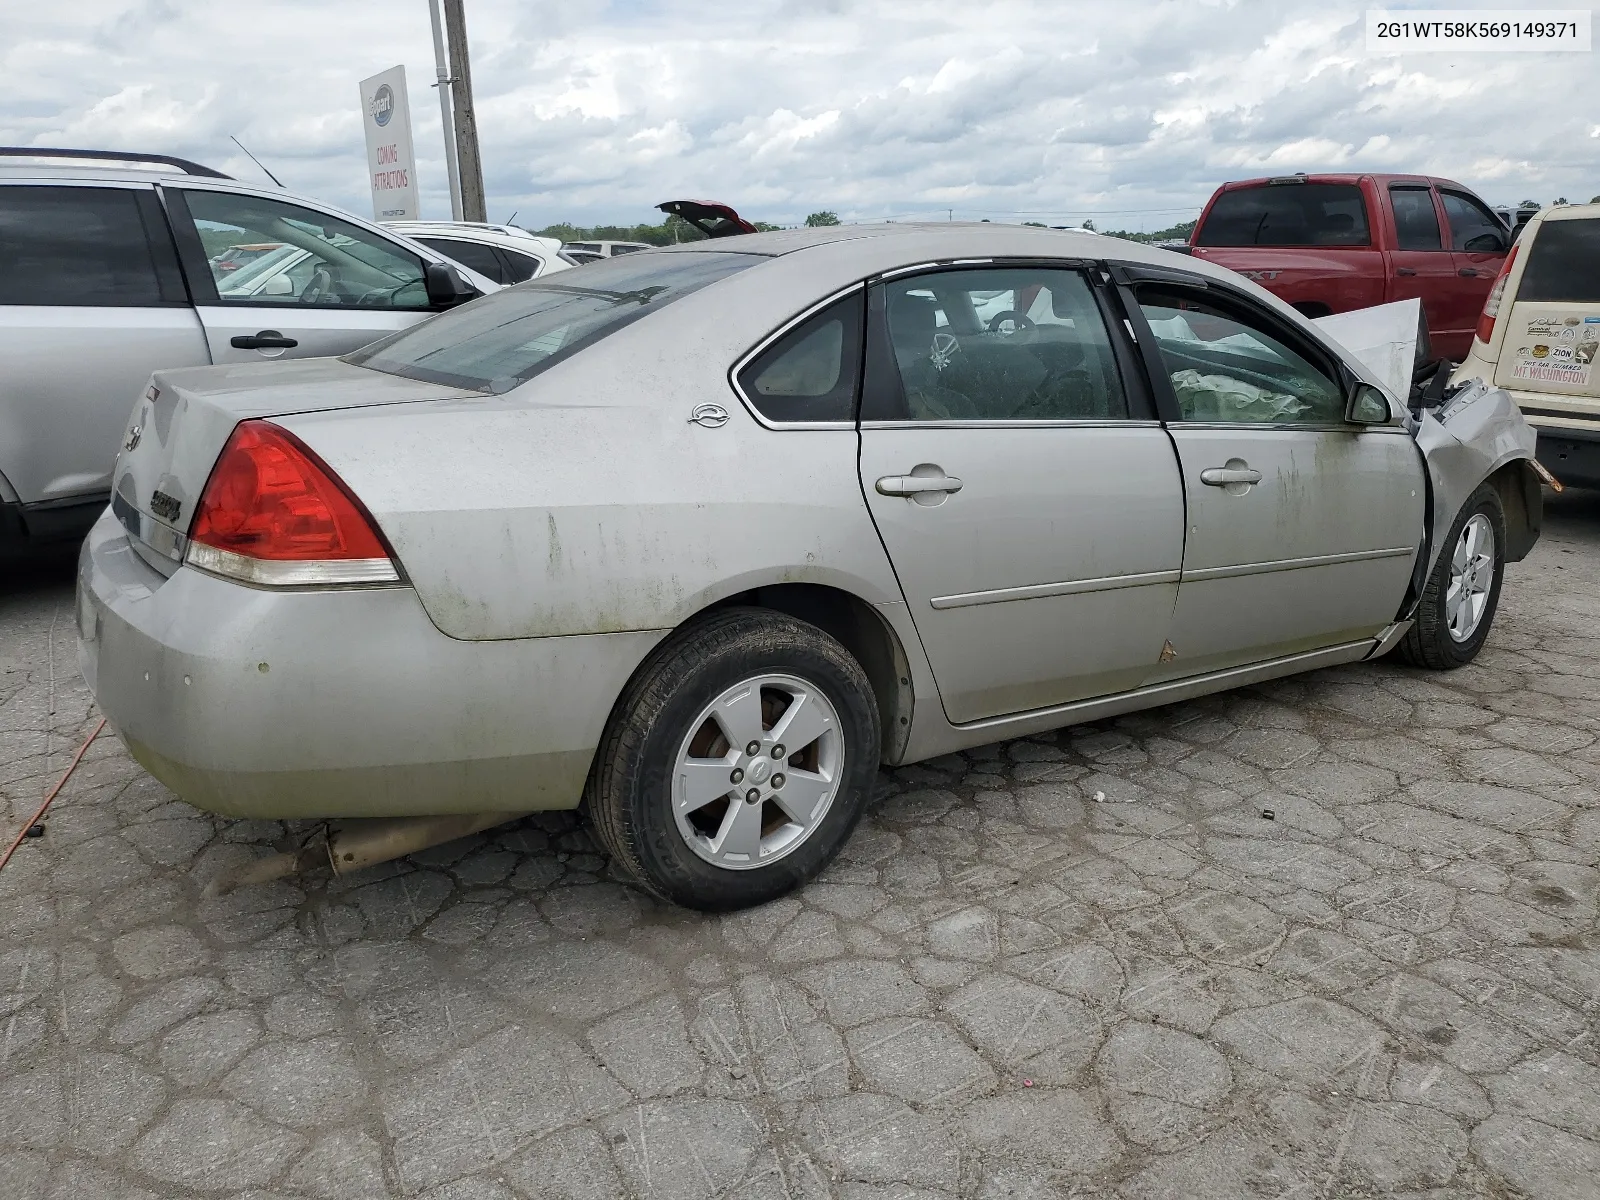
[
  {"xmin": 186, "ymin": 420, "xmax": 399, "ymax": 586},
  {"xmin": 1475, "ymin": 243, "xmax": 1518, "ymax": 346}
]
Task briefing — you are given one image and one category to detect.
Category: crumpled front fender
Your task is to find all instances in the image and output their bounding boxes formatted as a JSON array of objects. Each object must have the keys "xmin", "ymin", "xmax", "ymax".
[{"xmin": 1412, "ymin": 380, "xmax": 1540, "ymax": 581}]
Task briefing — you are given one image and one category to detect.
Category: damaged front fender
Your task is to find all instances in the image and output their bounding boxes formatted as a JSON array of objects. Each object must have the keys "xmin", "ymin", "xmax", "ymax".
[{"xmin": 1412, "ymin": 380, "xmax": 1541, "ymax": 588}]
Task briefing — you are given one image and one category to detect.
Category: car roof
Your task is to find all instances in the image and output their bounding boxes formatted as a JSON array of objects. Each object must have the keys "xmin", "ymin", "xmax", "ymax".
[
  {"xmin": 1213, "ymin": 172, "xmax": 1474, "ymax": 192},
  {"xmin": 389, "ymin": 222, "xmax": 563, "ymax": 256}
]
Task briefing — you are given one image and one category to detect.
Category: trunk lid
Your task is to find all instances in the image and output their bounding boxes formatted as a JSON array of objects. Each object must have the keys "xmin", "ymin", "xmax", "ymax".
[
  {"xmin": 110, "ymin": 357, "xmax": 474, "ymax": 570},
  {"xmin": 656, "ymin": 199, "xmax": 758, "ymax": 239}
]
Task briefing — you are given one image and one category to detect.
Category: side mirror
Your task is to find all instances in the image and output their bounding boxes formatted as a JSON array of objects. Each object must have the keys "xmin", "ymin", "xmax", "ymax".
[
  {"xmin": 1347, "ymin": 382, "xmax": 1393, "ymax": 425},
  {"xmin": 1465, "ymin": 232, "xmax": 1506, "ymax": 253},
  {"xmin": 262, "ymin": 273, "xmax": 294, "ymax": 296},
  {"xmin": 424, "ymin": 262, "xmax": 477, "ymax": 308}
]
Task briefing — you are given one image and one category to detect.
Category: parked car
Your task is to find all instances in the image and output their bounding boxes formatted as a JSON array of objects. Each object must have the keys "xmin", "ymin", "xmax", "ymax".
[
  {"xmin": 0, "ymin": 147, "xmax": 493, "ymax": 553},
  {"xmin": 1452, "ymin": 202, "xmax": 1600, "ymax": 487},
  {"xmin": 561, "ymin": 239, "xmax": 655, "ymax": 264},
  {"xmin": 1188, "ymin": 173, "xmax": 1511, "ymax": 360},
  {"xmin": 385, "ymin": 221, "xmax": 573, "ymax": 284},
  {"xmin": 81, "ymin": 223, "xmax": 1540, "ymax": 910}
]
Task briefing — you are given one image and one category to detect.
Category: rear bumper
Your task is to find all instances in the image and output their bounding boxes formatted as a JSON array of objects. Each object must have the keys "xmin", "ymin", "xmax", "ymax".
[
  {"xmin": 1533, "ymin": 423, "xmax": 1600, "ymax": 489},
  {"xmin": 77, "ymin": 510, "xmax": 666, "ymax": 819}
]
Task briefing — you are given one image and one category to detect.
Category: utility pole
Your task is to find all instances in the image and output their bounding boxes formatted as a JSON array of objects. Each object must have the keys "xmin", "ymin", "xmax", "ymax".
[
  {"xmin": 428, "ymin": 0, "xmax": 463, "ymax": 221},
  {"xmin": 442, "ymin": 0, "xmax": 487, "ymax": 223}
]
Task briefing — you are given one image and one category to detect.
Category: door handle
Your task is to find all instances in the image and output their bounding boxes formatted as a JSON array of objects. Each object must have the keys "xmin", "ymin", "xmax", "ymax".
[
  {"xmin": 1200, "ymin": 466, "xmax": 1262, "ymax": 487},
  {"xmin": 1457, "ymin": 267, "xmax": 1478, "ymax": 277},
  {"xmin": 230, "ymin": 331, "xmax": 299, "ymax": 350},
  {"xmin": 1396, "ymin": 267, "xmax": 1417, "ymax": 276},
  {"xmin": 876, "ymin": 474, "xmax": 964, "ymax": 497}
]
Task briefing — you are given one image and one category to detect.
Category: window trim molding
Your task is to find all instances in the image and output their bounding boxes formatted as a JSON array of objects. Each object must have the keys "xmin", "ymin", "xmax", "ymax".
[{"xmin": 727, "ymin": 282, "xmax": 867, "ymax": 430}]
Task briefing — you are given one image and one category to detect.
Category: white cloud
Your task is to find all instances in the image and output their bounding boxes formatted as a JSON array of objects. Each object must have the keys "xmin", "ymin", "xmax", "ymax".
[{"xmin": 0, "ymin": 0, "xmax": 1594, "ymax": 231}]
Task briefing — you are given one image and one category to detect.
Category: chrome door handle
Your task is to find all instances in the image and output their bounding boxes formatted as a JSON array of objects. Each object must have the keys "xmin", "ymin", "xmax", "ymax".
[
  {"xmin": 876, "ymin": 474, "xmax": 964, "ymax": 497},
  {"xmin": 1200, "ymin": 467, "xmax": 1262, "ymax": 487}
]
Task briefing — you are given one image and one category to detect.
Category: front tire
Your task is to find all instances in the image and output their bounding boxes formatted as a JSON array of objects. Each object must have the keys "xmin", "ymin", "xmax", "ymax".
[
  {"xmin": 1398, "ymin": 483, "xmax": 1505, "ymax": 670},
  {"xmin": 586, "ymin": 608, "xmax": 880, "ymax": 911}
]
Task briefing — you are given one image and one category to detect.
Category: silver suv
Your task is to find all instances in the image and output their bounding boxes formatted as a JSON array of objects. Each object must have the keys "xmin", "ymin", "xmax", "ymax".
[{"xmin": 0, "ymin": 148, "xmax": 492, "ymax": 552}]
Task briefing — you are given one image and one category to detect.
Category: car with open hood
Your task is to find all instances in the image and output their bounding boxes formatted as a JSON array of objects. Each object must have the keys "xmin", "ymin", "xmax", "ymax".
[{"xmin": 79, "ymin": 222, "xmax": 1542, "ymax": 910}]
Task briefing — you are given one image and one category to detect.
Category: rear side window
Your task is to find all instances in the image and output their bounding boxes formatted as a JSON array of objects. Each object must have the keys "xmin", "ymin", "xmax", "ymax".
[
  {"xmin": 736, "ymin": 292, "xmax": 863, "ymax": 423},
  {"xmin": 348, "ymin": 250, "xmax": 758, "ymax": 393},
  {"xmin": 416, "ymin": 237, "xmax": 507, "ymax": 284},
  {"xmin": 500, "ymin": 250, "xmax": 541, "ymax": 283},
  {"xmin": 1195, "ymin": 184, "xmax": 1370, "ymax": 247},
  {"xmin": 1517, "ymin": 220, "xmax": 1600, "ymax": 303},
  {"xmin": 1390, "ymin": 187, "xmax": 1443, "ymax": 251},
  {"xmin": 0, "ymin": 186, "xmax": 178, "ymax": 306}
]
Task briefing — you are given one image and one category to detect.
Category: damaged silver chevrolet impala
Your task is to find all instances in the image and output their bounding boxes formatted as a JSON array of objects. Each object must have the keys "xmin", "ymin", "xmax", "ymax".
[{"xmin": 78, "ymin": 224, "xmax": 1543, "ymax": 910}]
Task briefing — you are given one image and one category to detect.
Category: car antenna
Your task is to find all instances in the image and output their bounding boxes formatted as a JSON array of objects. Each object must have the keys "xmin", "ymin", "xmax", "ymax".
[
  {"xmin": 229, "ymin": 136, "xmax": 284, "ymax": 188},
  {"xmin": 505, "ymin": 210, "xmax": 518, "ymax": 225}
]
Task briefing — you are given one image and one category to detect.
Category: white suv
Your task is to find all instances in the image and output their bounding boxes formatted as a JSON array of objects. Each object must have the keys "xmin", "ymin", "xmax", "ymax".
[
  {"xmin": 0, "ymin": 148, "xmax": 495, "ymax": 552},
  {"xmin": 1452, "ymin": 203, "xmax": 1600, "ymax": 488},
  {"xmin": 385, "ymin": 221, "xmax": 573, "ymax": 284}
]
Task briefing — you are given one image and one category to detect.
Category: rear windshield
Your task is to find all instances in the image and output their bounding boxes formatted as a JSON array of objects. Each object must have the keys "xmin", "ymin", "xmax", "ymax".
[
  {"xmin": 1195, "ymin": 183, "xmax": 1371, "ymax": 248},
  {"xmin": 346, "ymin": 251, "xmax": 758, "ymax": 392},
  {"xmin": 1518, "ymin": 219, "xmax": 1600, "ymax": 304}
]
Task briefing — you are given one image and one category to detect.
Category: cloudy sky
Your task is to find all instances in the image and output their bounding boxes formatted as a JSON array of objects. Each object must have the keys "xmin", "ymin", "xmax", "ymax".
[{"xmin": 3, "ymin": 0, "xmax": 1595, "ymax": 231}]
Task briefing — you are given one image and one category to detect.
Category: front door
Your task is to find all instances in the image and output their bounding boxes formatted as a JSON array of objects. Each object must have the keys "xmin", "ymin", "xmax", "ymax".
[
  {"xmin": 1439, "ymin": 189, "xmax": 1510, "ymax": 346},
  {"xmin": 1128, "ymin": 282, "xmax": 1425, "ymax": 680},
  {"xmin": 165, "ymin": 187, "xmax": 441, "ymax": 365},
  {"xmin": 858, "ymin": 265, "xmax": 1186, "ymax": 724}
]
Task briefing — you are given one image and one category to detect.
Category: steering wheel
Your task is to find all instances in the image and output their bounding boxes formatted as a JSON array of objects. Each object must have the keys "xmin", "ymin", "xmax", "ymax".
[
  {"xmin": 298, "ymin": 267, "xmax": 334, "ymax": 304},
  {"xmin": 987, "ymin": 310, "xmax": 1036, "ymax": 337}
]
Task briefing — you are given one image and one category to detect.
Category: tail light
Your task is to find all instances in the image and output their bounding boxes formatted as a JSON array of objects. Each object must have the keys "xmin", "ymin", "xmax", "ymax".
[
  {"xmin": 1474, "ymin": 243, "xmax": 1518, "ymax": 346},
  {"xmin": 185, "ymin": 420, "xmax": 400, "ymax": 586}
]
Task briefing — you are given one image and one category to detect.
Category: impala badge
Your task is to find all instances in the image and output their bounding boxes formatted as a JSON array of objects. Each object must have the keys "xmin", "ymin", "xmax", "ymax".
[
  {"xmin": 689, "ymin": 403, "xmax": 730, "ymax": 428},
  {"xmin": 150, "ymin": 490, "xmax": 182, "ymax": 523}
]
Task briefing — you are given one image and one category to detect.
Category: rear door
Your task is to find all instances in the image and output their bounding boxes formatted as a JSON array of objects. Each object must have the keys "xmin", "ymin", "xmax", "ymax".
[
  {"xmin": 1125, "ymin": 276, "xmax": 1424, "ymax": 679},
  {"xmin": 0, "ymin": 181, "xmax": 209, "ymax": 514},
  {"xmin": 414, "ymin": 235, "xmax": 512, "ymax": 284},
  {"xmin": 857, "ymin": 264, "xmax": 1185, "ymax": 724},
  {"xmin": 164, "ymin": 187, "xmax": 450, "ymax": 364},
  {"xmin": 1385, "ymin": 184, "xmax": 1462, "ymax": 356}
]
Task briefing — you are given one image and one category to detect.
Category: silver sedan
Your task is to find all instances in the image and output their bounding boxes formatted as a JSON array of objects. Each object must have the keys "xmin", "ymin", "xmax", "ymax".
[{"xmin": 79, "ymin": 224, "xmax": 1542, "ymax": 910}]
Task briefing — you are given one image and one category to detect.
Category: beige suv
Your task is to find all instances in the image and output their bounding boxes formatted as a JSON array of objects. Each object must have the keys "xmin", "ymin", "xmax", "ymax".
[{"xmin": 1452, "ymin": 203, "xmax": 1600, "ymax": 488}]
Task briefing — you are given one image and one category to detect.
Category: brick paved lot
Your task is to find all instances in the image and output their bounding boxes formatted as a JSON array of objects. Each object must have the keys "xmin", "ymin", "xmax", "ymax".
[{"xmin": 4, "ymin": 490, "xmax": 1600, "ymax": 1200}]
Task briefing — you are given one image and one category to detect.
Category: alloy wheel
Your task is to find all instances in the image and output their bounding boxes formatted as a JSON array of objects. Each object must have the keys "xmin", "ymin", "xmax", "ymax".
[
  {"xmin": 1446, "ymin": 513, "xmax": 1496, "ymax": 643},
  {"xmin": 671, "ymin": 673, "xmax": 843, "ymax": 870}
]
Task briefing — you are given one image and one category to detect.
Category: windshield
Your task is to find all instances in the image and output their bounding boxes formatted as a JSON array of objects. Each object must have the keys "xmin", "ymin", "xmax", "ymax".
[{"xmin": 346, "ymin": 251, "xmax": 760, "ymax": 393}]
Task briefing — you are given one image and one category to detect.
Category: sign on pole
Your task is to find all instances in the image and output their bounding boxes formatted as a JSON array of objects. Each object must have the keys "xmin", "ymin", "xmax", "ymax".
[{"xmin": 359, "ymin": 65, "xmax": 420, "ymax": 222}]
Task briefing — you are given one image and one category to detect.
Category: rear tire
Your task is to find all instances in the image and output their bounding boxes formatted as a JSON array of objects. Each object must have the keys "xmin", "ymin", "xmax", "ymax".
[
  {"xmin": 586, "ymin": 608, "xmax": 880, "ymax": 911},
  {"xmin": 1398, "ymin": 483, "xmax": 1505, "ymax": 670}
]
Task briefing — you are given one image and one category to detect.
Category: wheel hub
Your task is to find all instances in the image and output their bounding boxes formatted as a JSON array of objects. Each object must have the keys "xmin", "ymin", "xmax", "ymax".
[
  {"xmin": 1445, "ymin": 513, "xmax": 1495, "ymax": 643},
  {"xmin": 671, "ymin": 673, "xmax": 842, "ymax": 870}
]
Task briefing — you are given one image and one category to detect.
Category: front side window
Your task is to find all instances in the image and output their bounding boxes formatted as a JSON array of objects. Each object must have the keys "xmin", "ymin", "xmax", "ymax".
[
  {"xmin": 348, "ymin": 250, "xmax": 758, "ymax": 393},
  {"xmin": 867, "ymin": 268, "xmax": 1128, "ymax": 421},
  {"xmin": 416, "ymin": 236, "xmax": 507, "ymax": 284},
  {"xmin": 736, "ymin": 292, "xmax": 863, "ymax": 422},
  {"xmin": 1137, "ymin": 288, "xmax": 1345, "ymax": 424},
  {"xmin": 1194, "ymin": 184, "xmax": 1371, "ymax": 248},
  {"xmin": 179, "ymin": 189, "xmax": 430, "ymax": 308},
  {"xmin": 0, "ymin": 186, "xmax": 175, "ymax": 306},
  {"xmin": 1440, "ymin": 192, "xmax": 1508, "ymax": 254},
  {"xmin": 1390, "ymin": 187, "xmax": 1443, "ymax": 251},
  {"xmin": 1517, "ymin": 219, "xmax": 1600, "ymax": 303}
]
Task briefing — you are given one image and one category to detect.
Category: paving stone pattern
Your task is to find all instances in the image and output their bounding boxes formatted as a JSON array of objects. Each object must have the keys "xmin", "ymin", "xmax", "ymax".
[{"xmin": 4, "ymin": 490, "xmax": 1600, "ymax": 1198}]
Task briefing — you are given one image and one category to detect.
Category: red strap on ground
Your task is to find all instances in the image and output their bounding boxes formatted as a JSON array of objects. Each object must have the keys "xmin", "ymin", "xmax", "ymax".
[{"xmin": 0, "ymin": 717, "xmax": 106, "ymax": 874}]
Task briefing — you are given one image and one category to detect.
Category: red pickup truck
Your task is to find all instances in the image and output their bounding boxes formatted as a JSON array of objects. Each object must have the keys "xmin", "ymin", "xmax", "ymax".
[{"xmin": 1187, "ymin": 174, "xmax": 1511, "ymax": 361}]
